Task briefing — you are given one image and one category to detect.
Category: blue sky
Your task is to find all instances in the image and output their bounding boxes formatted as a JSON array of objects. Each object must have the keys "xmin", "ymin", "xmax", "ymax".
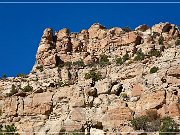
[{"xmin": 0, "ymin": 2, "xmax": 180, "ymax": 77}]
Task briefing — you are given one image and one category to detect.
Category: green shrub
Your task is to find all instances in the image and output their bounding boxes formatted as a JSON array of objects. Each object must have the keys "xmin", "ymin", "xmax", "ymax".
[
  {"xmin": 134, "ymin": 49, "xmax": 145, "ymax": 61},
  {"xmin": 122, "ymin": 26, "xmax": 132, "ymax": 32},
  {"xmin": 159, "ymin": 36, "xmax": 164, "ymax": 45},
  {"xmin": 2, "ymin": 74, "xmax": 7, "ymax": 79},
  {"xmin": 122, "ymin": 53, "xmax": 129, "ymax": 62},
  {"xmin": 150, "ymin": 66, "xmax": 159, "ymax": 74},
  {"xmin": 131, "ymin": 115, "xmax": 148, "ymax": 130},
  {"xmin": 120, "ymin": 92, "xmax": 127, "ymax": 98},
  {"xmin": 85, "ymin": 70, "xmax": 102, "ymax": 81},
  {"xmin": 99, "ymin": 55, "xmax": 110, "ymax": 66},
  {"xmin": 73, "ymin": 60, "xmax": 85, "ymax": 67},
  {"xmin": 116, "ymin": 57, "xmax": 123, "ymax": 65},
  {"xmin": 175, "ymin": 39, "xmax": 180, "ymax": 45},
  {"xmin": 6, "ymin": 84, "xmax": 18, "ymax": 97},
  {"xmin": 64, "ymin": 61, "xmax": 72, "ymax": 67},
  {"xmin": 148, "ymin": 49, "xmax": 161, "ymax": 57},
  {"xmin": 16, "ymin": 73, "xmax": 27, "ymax": 78},
  {"xmin": 0, "ymin": 124, "xmax": 19, "ymax": 135},
  {"xmin": 36, "ymin": 65, "xmax": 43, "ymax": 72},
  {"xmin": 159, "ymin": 117, "xmax": 179, "ymax": 135},
  {"xmin": 22, "ymin": 84, "xmax": 33, "ymax": 92}
]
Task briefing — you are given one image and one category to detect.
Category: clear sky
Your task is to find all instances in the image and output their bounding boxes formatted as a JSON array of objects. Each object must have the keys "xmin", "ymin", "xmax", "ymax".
[{"xmin": 0, "ymin": 1, "xmax": 180, "ymax": 77}]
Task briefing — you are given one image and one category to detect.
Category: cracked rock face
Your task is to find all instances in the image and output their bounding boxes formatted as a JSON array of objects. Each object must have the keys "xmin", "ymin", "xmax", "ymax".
[{"xmin": 0, "ymin": 22, "xmax": 180, "ymax": 134}]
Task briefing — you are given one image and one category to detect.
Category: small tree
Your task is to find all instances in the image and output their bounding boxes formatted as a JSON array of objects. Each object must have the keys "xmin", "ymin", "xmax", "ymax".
[
  {"xmin": 17, "ymin": 73, "xmax": 27, "ymax": 78},
  {"xmin": 73, "ymin": 60, "xmax": 85, "ymax": 67},
  {"xmin": 148, "ymin": 49, "xmax": 161, "ymax": 57},
  {"xmin": 0, "ymin": 124, "xmax": 19, "ymax": 135},
  {"xmin": 122, "ymin": 26, "xmax": 132, "ymax": 32},
  {"xmin": 175, "ymin": 39, "xmax": 180, "ymax": 45}
]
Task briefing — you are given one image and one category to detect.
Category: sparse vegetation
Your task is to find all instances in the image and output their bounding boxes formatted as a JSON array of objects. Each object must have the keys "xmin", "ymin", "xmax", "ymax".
[
  {"xmin": 99, "ymin": 54, "xmax": 110, "ymax": 66},
  {"xmin": 134, "ymin": 49, "xmax": 145, "ymax": 61},
  {"xmin": 116, "ymin": 57, "xmax": 123, "ymax": 65},
  {"xmin": 159, "ymin": 117, "xmax": 179, "ymax": 135},
  {"xmin": 131, "ymin": 115, "xmax": 149, "ymax": 130},
  {"xmin": 175, "ymin": 39, "xmax": 180, "ymax": 45},
  {"xmin": 73, "ymin": 60, "xmax": 85, "ymax": 67},
  {"xmin": 120, "ymin": 92, "xmax": 127, "ymax": 98},
  {"xmin": 148, "ymin": 49, "xmax": 161, "ymax": 57},
  {"xmin": 1, "ymin": 74, "xmax": 7, "ymax": 79},
  {"xmin": 158, "ymin": 36, "xmax": 164, "ymax": 45},
  {"xmin": 0, "ymin": 124, "xmax": 19, "ymax": 135},
  {"xmin": 6, "ymin": 84, "xmax": 18, "ymax": 97},
  {"xmin": 16, "ymin": 73, "xmax": 27, "ymax": 78},
  {"xmin": 122, "ymin": 26, "xmax": 132, "ymax": 32},
  {"xmin": 150, "ymin": 66, "xmax": 159, "ymax": 74},
  {"xmin": 122, "ymin": 53, "xmax": 129, "ymax": 62},
  {"xmin": 22, "ymin": 84, "xmax": 33, "ymax": 92},
  {"xmin": 85, "ymin": 70, "xmax": 102, "ymax": 81},
  {"xmin": 36, "ymin": 65, "xmax": 43, "ymax": 72}
]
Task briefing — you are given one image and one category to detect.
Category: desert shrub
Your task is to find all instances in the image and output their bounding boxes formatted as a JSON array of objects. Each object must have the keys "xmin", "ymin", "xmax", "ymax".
[
  {"xmin": 131, "ymin": 115, "xmax": 148, "ymax": 130},
  {"xmin": 7, "ymin": 84, "xmax": 18, "ymax": 97},
  {"xmin": 116, "ymin": 57, "xmax": 123, "ymax": 65},
  {"xmin": 122, "ymin": 26, "xmax": 132, "ymax": 32},
  {"xmin": 36, "ymin": 65, "xmax": 43, "ymax": 72},
  {"xmin": 120, "ymin": 92, "xmax": 127, "ymax": 98},
  {"xmin": 73, "ymin": 60, "xmax": 85, "ymax": 67},
  {"xmin": 16, "ymin": 73, "xmax": 27, "ymax": 78},
  {"xmin": 64, "ymin": 61, "xmax": 72, "ymax": 67},
  {"xmin": 1, "ymin": 74, "xmax": 7, "ymax": 79},
  {"xmin": 0, "ymin": 124, "xmax": 19, "ymax": 135},
  {"xmin": 150, "ymin": 66, "xmax": 159, "ymax": 74},
  {"xmin": 122, "ymin": 53, "xmax": 129, "ymax": 62},
  {"xmin": 159, "ymin": 117, "xmax": 179, "ymax": 135},
  {"xmin": 134, "ymin": 49, "xmax": 145, "ymax": 61},
  {"xmin": 85, "ymin": 70, "xmax": 102, "ymax": 82},
  {"xmin": 148, "ymin": 49, "xmax": 161, "ymax": 57},
  {"xmin": 22, "ymin": 84, "xmax": 33, "ymax": 92},
  {"xmin": 159, "ymin": 36, "xmax": 164, "ymax": 45},
  {"xmin": 99, "ymin": 54, "xmax": 110, "ymax": 66},
  {"xmin": 175, "ymin": 39, "xmax": 180, "ymax": 45}
]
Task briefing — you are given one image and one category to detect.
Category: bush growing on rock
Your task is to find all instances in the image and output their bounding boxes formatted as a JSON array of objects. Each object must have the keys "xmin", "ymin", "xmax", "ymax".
[
  {"xmin": 99, "ymin": 54, "xmax": 110, "ymax": 66},
  {"xmin": 175, "ymin": 39, "xmax": 180, "ymax": 45},
  {"xmin": 131, "ymin": 115, "xmax": 149, "ymax": 130},
  {"xmin": 16, "ymin": 73, "xmax": 27, "ymax": 78},
  {"xmin": 159, "ymin": 117, "xmax": 179, "ymax": 135},
  {"xmin": 36, "ymin": 65, "xmax": 43, "ymax": 72},
  {"xmin": 150, "ymin": 66, "xmax": 159, "ymax": 74},
  {"xmin": 73, "ymin": 60, "xmax": 85, "ymax": 67},
  {"xmin": 122, "ymin": 26, "xmax": 132, "ymax": 32},
  {"xmin": 1, "ymin": 74, "xmax": 7, "ymax": 79},
  {"xmin": 116, "ymin": 57, "xmax": 123, "ymax": 65},
  {"xmin": 134, "ymin": 49, "xmax": 145, "ymax": 61},
  {"xmin": 22, "ymin": 84, "xmax": 33, "ymax": 92},
  {"xmin": 158, "ymin": 36, "xmax": 164, "ymax": 45},
  {"xmin": 6, "ymin": 84, "xmax": 18, "ymax": 97},
  {"xmin": 122, "ymin": 53, "xmax": 129, "ymax": 62},
  {"xmin": 85, "ymin": 70, "xmax": 102, "ymax": 81},
  {"xmin": 148, "ymin": 49, "xmax": 161, "ymax": 57},
  {"xmin": 0, "ymin": 124, "xmax": 19, "ymax": 135}
]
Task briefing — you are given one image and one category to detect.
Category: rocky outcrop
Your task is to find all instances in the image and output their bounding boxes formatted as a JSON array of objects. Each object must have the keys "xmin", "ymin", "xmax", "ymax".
[{"xmin": 0, "ymin": 22, "xmax": 180, "ymax": 134}]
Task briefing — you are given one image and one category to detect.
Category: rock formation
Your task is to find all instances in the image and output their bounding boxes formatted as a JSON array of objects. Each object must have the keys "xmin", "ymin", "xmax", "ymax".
[{"xmin": 0, "ymin": 22, "xmax": 180, "ymax": 135}]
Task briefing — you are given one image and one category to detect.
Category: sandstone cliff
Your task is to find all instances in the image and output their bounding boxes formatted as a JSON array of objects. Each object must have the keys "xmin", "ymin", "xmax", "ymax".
[{"xmin": 0, "ymin": 22, "xmax": 180, "ymax": 135}]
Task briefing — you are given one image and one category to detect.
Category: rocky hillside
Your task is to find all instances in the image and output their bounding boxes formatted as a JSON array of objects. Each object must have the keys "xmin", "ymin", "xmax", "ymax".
[{"xmin": 0, "ymin": 22, "xmax": 180, "ymax": 135}]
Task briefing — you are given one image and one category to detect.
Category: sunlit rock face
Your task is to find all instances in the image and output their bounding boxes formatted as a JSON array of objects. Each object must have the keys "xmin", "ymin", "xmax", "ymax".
[{"xmin": 0, "ymin": 22, "xmax": 180, "ymax": 134}]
